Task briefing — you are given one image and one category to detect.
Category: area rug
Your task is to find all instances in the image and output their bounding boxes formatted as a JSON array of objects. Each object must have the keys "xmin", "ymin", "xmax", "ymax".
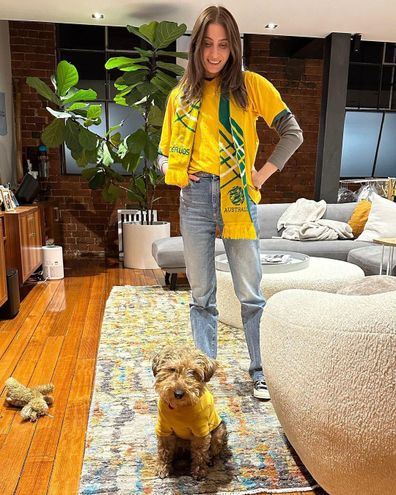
[{"xmin": 79, "ymin": 286, "xmax": 318, "ymax": 495}]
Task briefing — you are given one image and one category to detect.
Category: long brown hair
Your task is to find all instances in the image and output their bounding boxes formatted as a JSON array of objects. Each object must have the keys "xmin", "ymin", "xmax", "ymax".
[{"xmin": 179, "ymin": 6, "xmax": 247, "ymax": 109}]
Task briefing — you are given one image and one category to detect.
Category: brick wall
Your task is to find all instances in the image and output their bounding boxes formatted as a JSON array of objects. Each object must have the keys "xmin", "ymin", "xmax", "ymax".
[
  {"xmin": 245, "ymin": 35, "xmax": 323, "ymax": 203},
  {"xmin": 9, "ymin": 23, "xmax": 323, "ymax": 258}
]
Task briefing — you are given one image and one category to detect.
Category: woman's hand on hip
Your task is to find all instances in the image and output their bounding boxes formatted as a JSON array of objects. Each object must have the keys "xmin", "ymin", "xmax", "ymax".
[
  {"xmin": 251, "ymin": 169, "xmax": 262, "ymax": 190},
  {"xmin": 188, "ymin": 174, "xmax": 200, "ymax": 182}
]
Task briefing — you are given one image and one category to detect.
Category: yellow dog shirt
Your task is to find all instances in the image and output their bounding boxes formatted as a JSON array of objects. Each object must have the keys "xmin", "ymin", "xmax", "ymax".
[{"xmin": 155, "ymin": 388, "xmax": 222, "ymax": 440}]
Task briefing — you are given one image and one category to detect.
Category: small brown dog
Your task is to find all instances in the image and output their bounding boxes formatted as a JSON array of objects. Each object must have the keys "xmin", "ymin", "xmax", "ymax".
[{"xmin": 152, "ymin": 345, "xmax": 228, "ymax": 480}]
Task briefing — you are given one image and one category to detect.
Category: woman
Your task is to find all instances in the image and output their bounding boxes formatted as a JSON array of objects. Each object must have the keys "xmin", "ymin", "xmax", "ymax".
[{"xmin": 158, "ymin": 6, "xmax": 303, "ymax": 399}]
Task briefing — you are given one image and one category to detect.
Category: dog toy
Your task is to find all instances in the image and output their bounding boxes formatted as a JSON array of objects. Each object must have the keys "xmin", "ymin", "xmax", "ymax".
[{"xmin": 4, "ymin": 377, "xmax": 54, "ymax": 422}]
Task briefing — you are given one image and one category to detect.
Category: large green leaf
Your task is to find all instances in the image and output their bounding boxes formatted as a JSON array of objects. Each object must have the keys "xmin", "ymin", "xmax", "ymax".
[
  {"xmin": 41, "ymin": 118, "xmax": 66, "ymax": 147},
  {"xmin": 81, "ymin": 166, "xmax": 99, "ymax": 180},
  {"xmin": 109, "ymin": 132, "xmax": 122, "ymax": 147},
  {"xmin": 156, "ymin": 61, "xmax": 185, "ymax": 76},
  {"xmin": 87, "ymin": 104, "xmax": 102, "ymax": 120},
  {"xmin": 144, "ymin": 136, "xmax": 158, "ymax": 161},
  {"xmin": 157, "ymin": 49, "xmax": 188, "ymax": 59},
  {"xmin": 105, "ymin": 56, "xmax": 141, "ymax": 70},
  {"xmin": 65, "ymin": 119, "xmax": 82, "ymax": 152},
  {"xmin": 79, "ymin": 127, "xmax": 98, "ymax": 150},
  {"xmin": 156, "ymin": 69, "xmax": 178, "ymax": 87},
  {"xmin": 151, "ymin": 76, "xmax": 172, "ymax": 95},
  {"xmin": 46, "ymin": 107, "xmax": 71, "ymax": 119},
  {"xmin": 63, "ymin": 89, "xmax": 97, "ymax": 105},
  {"xmin": 56, "ymin": 61, "xmax": 79, "ymax": 97},
  {"xmin": 119, "ymin": 64, "xmax": 147, "ymax": 72},
  {"xmin": 126, "ymin": 129, "xmax": 146, "ymax": 154},
  {"xmin": 115, "ymin": 70, "xmax": 147, "ymax": 87},
  {"xmin": 125, "ymin": 90, "xmax": 145, "ymax": 107},
  {"xmin": 88, "ymin": 169, "xmax": 106, "ymax": 189},
  {"xmin": 138, "ymin": 21, "xmax": 158, "ymax": 45},
  {"xmin": 68, "ymin": 102, "xmax": 89, "ymax": 111},
  {"xmin": 102, "ymin": 183, "xmax": 121, "ymax": 202},
  {"xmin": 127, "ymin": 25, "xmax": 154, "ymax": 46},
  {"xmin": 101, "ymin": 143, "xmax": 114, "ymax": 166},
  {"xmin": 148, "ymin": 105, "xmax": 164, "ymax": 127},
  {"xmin": 26, "ymin": 77, "xmax": 61, "ymax": 106},
  {"xmin": 134, "ymin": 47, "xmax": 154, "ymax": 58},
  {"xmin": 155, "ymin": 21, "xmax": 187, "ymax": 49},
  {"xmin": 122, "ymin": 152, "xmax": 141, "ymax": 173}
]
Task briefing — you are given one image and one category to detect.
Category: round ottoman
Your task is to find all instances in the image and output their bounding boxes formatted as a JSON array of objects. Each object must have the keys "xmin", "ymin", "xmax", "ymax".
[
  {"xmin": 260, "ymin": 288, "xmax": 396, "ymax": 495},
  {"xmin": 217, "ymin": 257, "xmax": 365, "ymax": 328}
]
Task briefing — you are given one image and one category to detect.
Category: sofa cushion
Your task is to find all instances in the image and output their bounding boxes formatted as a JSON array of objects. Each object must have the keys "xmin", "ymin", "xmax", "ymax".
[
  {"xmin": 347, "ymin": 200, "xmax": 372, "ymax": 237},
  {"xmin": 337, "ymin": 275, "xmax": 396, "ymax": 295},
  {"xmin": 357, "ymin": 193, "xmax": 396, "ymax": 241}
]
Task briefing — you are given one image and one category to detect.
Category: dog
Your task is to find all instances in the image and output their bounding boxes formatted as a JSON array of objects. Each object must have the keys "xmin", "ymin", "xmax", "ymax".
[{"xmin": 152, "ymin": 345, "xmax": 228, "ymax": 480}]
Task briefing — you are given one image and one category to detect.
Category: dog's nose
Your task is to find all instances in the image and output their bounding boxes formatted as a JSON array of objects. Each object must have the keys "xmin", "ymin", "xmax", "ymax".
[{"xmin": 174, "ymin": 389, "xmax": 185, "ymax": 399}]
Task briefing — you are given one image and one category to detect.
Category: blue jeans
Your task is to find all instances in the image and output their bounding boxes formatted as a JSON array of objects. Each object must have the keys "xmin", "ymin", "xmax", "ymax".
[{"xmin": 179, "ymin": 172, "xmax": 265, "ymax": 382}]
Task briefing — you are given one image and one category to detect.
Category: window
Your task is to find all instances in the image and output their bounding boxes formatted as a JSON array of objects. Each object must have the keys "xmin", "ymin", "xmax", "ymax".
[
  {"xmin": 341, "ymin": 41, "xmax": 396, "ymax": 178},
  {"xmin": 57, "ymin": 24, "xmax": 175, "ymax": 174}
]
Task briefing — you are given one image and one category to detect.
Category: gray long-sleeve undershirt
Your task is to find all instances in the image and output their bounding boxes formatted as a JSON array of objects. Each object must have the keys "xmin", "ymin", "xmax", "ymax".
[
  {"xmin": 268, "ymin": 112, "xmax": 303, "ymax": 171},
  {"xmin": 158, "ymin": 111, "xmax": 303, "ymax": 172}
]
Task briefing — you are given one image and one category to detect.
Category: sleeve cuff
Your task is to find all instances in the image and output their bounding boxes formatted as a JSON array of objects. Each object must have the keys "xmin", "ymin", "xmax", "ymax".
[{"xmin": 165, "ymin": 169, "xmax": 190, "ymax": 188}]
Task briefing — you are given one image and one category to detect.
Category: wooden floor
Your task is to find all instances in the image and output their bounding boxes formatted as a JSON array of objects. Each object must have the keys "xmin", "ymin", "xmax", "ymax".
[{"xmin": 0, "ymin": 259, "xmax": 325, "ymax": 495}]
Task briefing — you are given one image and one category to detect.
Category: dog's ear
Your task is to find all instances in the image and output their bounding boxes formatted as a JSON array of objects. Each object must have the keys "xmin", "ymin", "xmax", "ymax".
[
  {"xmin": 152, "ymin": 352, "xmax": 161, "ymax": 377},
  {"xmin": 152, "ymin": 347, "xmax": 175, "ymax": 376},
  {"xmin": 201, "ymin": 355, "xmax": 218, "ymax": 382}
]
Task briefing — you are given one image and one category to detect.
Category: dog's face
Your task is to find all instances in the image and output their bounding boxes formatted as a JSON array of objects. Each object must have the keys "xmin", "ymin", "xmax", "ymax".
[{"xmin": 152, "ymin": 346, "xmax": 217, "ymax": 409}]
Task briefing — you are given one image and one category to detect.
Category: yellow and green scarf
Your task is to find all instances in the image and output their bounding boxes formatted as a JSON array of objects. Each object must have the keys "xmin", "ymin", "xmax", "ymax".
[{"xmin": 164, "ymin": 92, "xmax": 257, "ymax": 240}]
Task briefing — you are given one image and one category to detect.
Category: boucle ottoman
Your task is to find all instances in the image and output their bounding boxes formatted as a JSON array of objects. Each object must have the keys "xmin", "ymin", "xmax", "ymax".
[
  {"xmin": 260, "ymin": 288, "xmax": 396, "ymax": 495},
  {"xmin": 217, "ymin": 257, "xmax": 365, "ymax": 328}
]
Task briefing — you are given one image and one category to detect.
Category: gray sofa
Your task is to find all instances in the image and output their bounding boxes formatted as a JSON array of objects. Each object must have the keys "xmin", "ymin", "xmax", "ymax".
[{"xmin": 152, "ymin": 202, "xmax": 392, "ymax": 288}]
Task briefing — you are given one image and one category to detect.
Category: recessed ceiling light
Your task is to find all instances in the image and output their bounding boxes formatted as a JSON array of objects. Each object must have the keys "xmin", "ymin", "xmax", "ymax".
[
  {"xmin": 265, "ymin": 23, "xmax": 278, "ymax": 30},
  {"xmin": 91, "ymin": 13, "xmax": 104, "ymax": 19}
]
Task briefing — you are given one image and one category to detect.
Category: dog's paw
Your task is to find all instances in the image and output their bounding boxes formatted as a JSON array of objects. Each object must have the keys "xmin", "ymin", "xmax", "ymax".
[
  {"xmin": 191, "ymin": 464, "xmax": 208, "ymax": 480},
  {"xmin": 157, "ymin": 463, "xmax": 171, "ymax": 479}
]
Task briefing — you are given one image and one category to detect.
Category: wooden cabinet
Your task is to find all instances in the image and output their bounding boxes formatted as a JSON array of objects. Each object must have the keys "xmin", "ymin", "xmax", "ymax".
[
  {"xmin": 4, "ymin": 206, "xmax": 43, "ymax": 285},
  {"xmin": 0, "ymin": 213, "xmax": 7, "ymax": 306}
]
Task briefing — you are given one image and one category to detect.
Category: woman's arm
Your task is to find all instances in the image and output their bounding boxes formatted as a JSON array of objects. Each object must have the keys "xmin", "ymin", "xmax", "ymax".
[{"xmin": 252, "ymin": 113, "xmax": 303, "ymax": 190}]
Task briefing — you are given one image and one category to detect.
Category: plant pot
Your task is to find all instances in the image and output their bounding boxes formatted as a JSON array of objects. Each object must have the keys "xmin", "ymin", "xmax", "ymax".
[{"xmin": 123, "ymin": 221, "xmax": 170, "ymax": 269}]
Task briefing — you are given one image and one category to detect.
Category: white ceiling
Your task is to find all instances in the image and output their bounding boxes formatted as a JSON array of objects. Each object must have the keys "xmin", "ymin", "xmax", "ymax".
[{"xmin": 0, "ymin": 0, "xmax": 395, "ymax": 43}]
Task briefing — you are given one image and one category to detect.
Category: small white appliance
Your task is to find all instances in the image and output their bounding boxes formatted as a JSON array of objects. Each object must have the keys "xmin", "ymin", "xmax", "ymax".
[{"xmin": 42, "ymin": 245, "xmax": 64, "ymax": 280}]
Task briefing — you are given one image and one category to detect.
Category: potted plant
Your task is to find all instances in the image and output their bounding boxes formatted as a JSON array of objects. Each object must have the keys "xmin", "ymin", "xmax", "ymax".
[{"xmin": 26, "ymin": 20, "xmax": 187, "ymax": 268}]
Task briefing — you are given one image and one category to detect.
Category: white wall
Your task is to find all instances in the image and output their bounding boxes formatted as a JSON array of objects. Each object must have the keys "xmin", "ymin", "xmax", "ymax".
[{"xmin": 0, "ymin": 21, "xmax": 15, "ymax": 186}]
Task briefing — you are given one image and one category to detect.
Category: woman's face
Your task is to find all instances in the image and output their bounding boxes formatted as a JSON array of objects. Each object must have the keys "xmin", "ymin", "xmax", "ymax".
[{"xmin": 201, "ymin": 22, "xmax": 231, "ymax": 78}]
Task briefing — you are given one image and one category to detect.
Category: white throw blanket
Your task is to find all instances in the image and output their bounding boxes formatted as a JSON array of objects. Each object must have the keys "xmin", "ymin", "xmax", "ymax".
[
  {"xmin": 278, "ymin": 199, "xmax": 353, "ymax": 241},
  {"xmin": 299, "ymin": 219, "xmax": 353, "ymax": 241},
  {"xmin": 277, "ymin": 198, "xmax": 327, "ymax": 231}
]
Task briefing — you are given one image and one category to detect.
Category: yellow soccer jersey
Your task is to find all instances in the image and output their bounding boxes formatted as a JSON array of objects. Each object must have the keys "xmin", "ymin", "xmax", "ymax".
[
  {"xmin": 155, "ymin": 387, "xmax": 222, "ymax": 440},
  {"xmin": 158, "ymin": 71, "xmax": 288, "ymax": 202}
]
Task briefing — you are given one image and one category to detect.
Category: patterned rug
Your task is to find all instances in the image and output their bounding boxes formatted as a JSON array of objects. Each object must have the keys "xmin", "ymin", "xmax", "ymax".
[{"xmin": 79, "ymin": 286, "xmax": 318, "ymax": 495}]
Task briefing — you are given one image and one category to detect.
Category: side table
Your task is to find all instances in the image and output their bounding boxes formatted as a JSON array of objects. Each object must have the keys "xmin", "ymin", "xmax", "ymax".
[{"xmin": 373, "ymin": 238, "xmax": 396, "ymax": 275}]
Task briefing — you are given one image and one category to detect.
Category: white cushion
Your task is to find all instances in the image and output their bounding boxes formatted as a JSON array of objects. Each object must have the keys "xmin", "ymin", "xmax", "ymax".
[{"xmin": 357, "ymin": 193, "xmax": 396, "ymax": 242}]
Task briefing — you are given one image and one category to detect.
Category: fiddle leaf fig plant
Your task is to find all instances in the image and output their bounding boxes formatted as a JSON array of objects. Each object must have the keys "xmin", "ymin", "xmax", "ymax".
[{"xmin": 27, "ymin": 20, "xmax": 187, "ymax": 223}]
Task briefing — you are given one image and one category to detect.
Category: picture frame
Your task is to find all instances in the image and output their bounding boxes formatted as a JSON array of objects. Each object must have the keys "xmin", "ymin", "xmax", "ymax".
[{"xmin": 0, "ymin": 186, "xmax": 16, "ymax": 211}]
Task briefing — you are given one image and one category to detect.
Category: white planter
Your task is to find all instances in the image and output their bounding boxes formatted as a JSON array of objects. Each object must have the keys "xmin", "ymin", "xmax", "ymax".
[{"xmin": 123, "ymin": 221, "xmax": 170, "ymax": 269}]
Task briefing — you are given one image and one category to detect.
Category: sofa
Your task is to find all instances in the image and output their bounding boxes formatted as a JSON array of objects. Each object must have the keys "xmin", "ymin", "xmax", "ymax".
[{"xmin": 152, "ymin": 202, "xmax": 388, "ymax": 288}]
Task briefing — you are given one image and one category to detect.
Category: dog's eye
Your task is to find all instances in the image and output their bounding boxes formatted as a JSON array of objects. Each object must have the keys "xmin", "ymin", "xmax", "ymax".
[{"xmin": 168, "ymin": 368, "xmax": 176, "ymax": 373}]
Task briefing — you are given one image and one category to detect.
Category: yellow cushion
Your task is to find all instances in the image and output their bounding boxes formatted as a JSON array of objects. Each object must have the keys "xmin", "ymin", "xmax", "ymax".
[{"xmin": 348, "ymin": 200, "xmax": 372, "ymax": 237}]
